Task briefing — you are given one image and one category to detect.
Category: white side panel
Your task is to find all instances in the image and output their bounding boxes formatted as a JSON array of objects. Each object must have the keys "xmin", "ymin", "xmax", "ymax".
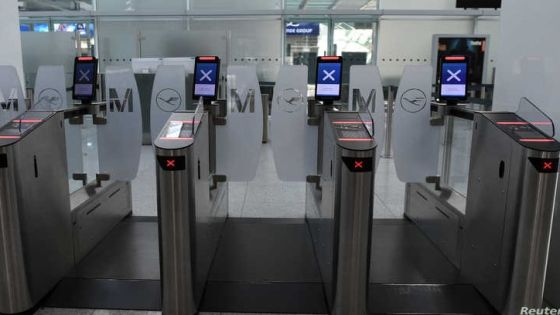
[
  {"xmin": 393, "ymin": 65, "xmax": 440, "ymax": 182},
  {"xmin": 349, "ymin": 65, "xmax": 386, "ymax": 169},
  {"xmin": 216, "ymin": 65, "xmax": 263, "ymax": 182},
  {"xmin": 271, "ymin": 65, "xmax": 317, "ymax": 181},
  {"xmin": 33, "ymin": 65, "xmax": 68, "ymax": 110},
  {"xmin": 33, "ymin": 65, "xmax": 83, "ymax": 179},
  {"xmin": 0, "ymin": 1, "xmax": 24, "ymax": 88},
  {"xmin": 0, "ymin": 66, "xmax": 25, "ymax": 128},
  {"xmin": 97, "ymin": 67, "xmax": 142, "ymax": 181},
  {"xmin": 150, "ymin": 65, "xmax": 186, "ymax": 142}
]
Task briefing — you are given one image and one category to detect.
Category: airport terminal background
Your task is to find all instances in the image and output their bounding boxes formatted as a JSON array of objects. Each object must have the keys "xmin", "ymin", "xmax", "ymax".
[{"xmin": 1, "ymin": 0, "xmax": 560, "ymax": 314}]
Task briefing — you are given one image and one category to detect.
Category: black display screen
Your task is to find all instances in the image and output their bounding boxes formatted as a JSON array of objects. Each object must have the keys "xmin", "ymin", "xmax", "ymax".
[
  {"xmin": 72, "ymin": 56, "xmax": 98, "ymax": 102},
  {"xmin": 439, "ymin": 56, "xmax": 469, "ymax": 101},
  {"xmin": 315, "ymin": 56, "xmax": 343, "ymax": 102},
  {"xmin": 456, "ymin": 0, "xmax": 501, "ymax": 8},
  {"xmin": 435, "ymin": 37, "xmax": 486, "ymax": 85},
  {"xmin": 192, "ymin": 56, "xmax": 220, "ymax": 101}
]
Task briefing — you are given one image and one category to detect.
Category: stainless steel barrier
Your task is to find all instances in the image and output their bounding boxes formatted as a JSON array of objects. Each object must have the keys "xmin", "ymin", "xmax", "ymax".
[
  {"xmin": 0, "ymin": 111, "xmax": 73, "ymax": 314},
  {"xmin": 155, "ymin": 102, "xmax": 375, "ymax": 314},
  {"xmin": 306, "ymin": 110, "xmax": 376, "ymax": 315},
  {"xmin": 154, "ymin": 111, "xmax": 227, "ymax": 315},
  {"xmin": 461, "ymin": 112, "xmax": 560, "ymax": 314}
]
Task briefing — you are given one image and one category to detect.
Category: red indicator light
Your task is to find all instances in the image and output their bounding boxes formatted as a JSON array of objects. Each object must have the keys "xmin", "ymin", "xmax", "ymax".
[
  {"xmin": 519, "ymin": 138, "xmax": 555, "ymax": 143},
  {"xmin": 497, "ymin": 121, "xmax": 529, "ymax": 125},
  {"xmin": 157, "ymin": 156, "xmax": 186, "ymax": 171},
  {"xmin": 342, "ymin": 157, "xmax": 372, "ymax": 172},
  {"xmin": 199, "ymin": 56, "xmax": 217, "ymax": 61},
  {"xmin": 12, "ymin": 119, "xmax": 42, "ymax": 124},
  {"xmin": 339, "ymin": 138, "xmax": 373, "ymax": 142},
  {"xmin": 320, "ymin": 56, "xmax": 341, "ymax": 61},
  {"xmin": 78, "ymin": 56, "xmax": 95, "ymax": 61},
  {"xmin": 445, "ymin": 56, "xmax": 466, "ymax": 61},
  {"xmin": 0, "ymin": 136, "xmax": 20, "ymax": 139},
  {"xmin": 354, "ymin": 160, "xmax": 364, "ymax": 169},
  {"xmin": 166, "ymin": 159, "xmax": 176, "ymax": 169},
  {"xmin": 529, "ymin": 157, "xmax": 559, "ymax": 173}
]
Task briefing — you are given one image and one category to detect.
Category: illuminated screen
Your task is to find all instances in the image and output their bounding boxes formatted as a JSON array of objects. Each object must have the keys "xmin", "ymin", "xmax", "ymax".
[
  {"xmin": 34, "ymin": 23, "xmax": 49, "ymax": 32},
  {"xmin": 54, "ymin": 23, "xmax": 88, "ymax": 36},
  {"xmin": 316, "ymin": 62, "xmax": 342, "ymax": 97},
  {"xmin": 74, "ymin": 62, "xmax": 96, "ymax": 98},
  {"xmin": 194, "ymin": 62, "xmax": 218, "ymax": 98},
  {"xmin": 440, "ymin": 62, "xmax": 468, "ymax": 98},
  {"xmin": 436, "ymin": 37, "xmax": 486, "ymax": 84}
]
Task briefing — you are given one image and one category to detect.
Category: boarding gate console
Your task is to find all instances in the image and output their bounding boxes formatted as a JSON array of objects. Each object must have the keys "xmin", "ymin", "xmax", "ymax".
[{"xmin": 155, "ymin": 57, "xmax": 377, "ymax": 315}]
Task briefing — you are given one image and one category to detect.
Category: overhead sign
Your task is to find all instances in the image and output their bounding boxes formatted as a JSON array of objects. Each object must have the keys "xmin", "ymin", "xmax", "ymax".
[{"xmin": 286, "ymin": 22, "xmax": 320, "ymax": 36}]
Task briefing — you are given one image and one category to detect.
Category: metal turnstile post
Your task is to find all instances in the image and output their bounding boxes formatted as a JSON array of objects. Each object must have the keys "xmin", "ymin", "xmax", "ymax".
[
  {"xmin": 155, "ymin": 111, "xmax": 226, "ymax": 315},
  {"xmin": 0, "ymin": 111, "xmax": 73, "ymax": 314},
  {"xmin": 307, "ymin": 111, "xmax": 375, "ymax": 315}
]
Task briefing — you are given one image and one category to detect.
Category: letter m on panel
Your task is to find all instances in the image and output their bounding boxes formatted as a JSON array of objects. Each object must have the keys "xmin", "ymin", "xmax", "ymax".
[
  {"xmin": 352, "ymin": 89, "xmax": 376, "ymax": 112},
  {"xmin": 0, "ymin": 88, "xmax": 19, "ymax": 111},
  {"xmin": 231, "ymin": 89, "xmax": 255, "ymax": 113},
  {"xmin": 109, "ymin": 88, "xmax": 133, "ymax": 112}
]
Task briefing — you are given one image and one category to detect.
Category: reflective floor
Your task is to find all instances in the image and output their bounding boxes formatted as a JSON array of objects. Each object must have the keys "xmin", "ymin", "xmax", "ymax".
[{"xmin": 40, "ymin": 142, "xmax": 405, "ymax": 315}]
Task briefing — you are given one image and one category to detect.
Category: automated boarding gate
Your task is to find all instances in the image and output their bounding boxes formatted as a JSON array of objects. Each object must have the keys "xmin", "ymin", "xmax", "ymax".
[
  {"xmin": 394, "ymin": 66, "xmax": 559, "ymax": 315},
  {"xmin": 155, "ymin": 108, "xmax": 376, "ymax": 315},
  {"xmin": 0, "ymin": 111, "xmax": 73, "ymax": 314},
  {"xmin": 155, "ymin": 65, "xmax": 377, "ymax": 314},
  {"xmin": 462, "ymin": 109, "xmax": 560, "ymax": 314}
]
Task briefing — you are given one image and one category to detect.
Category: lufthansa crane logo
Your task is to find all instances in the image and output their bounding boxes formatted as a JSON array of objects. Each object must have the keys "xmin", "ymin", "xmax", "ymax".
[
  {"xmin": 278, "ymin": 88, "xmax": 305, "ymax": 113},
  {"xmin": 37, "ymin": 88, "xmax": 64, "ymax": 110},
  {"xmin": 156, "ymin": 88, "xmax": 182, "ymax": 112},
  {"xmin": 400, "ymin": 88, "xmax": 427, "ymax": 113}
]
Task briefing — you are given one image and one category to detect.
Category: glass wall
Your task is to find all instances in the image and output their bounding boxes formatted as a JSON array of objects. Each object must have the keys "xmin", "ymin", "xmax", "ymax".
[
  {"xmin": 19, "ymin": 0, "xmax": 93, "ymax": 11},
  {"xmin": 333, "ymin": 20, "xmax": 376, "ymax": 83}
]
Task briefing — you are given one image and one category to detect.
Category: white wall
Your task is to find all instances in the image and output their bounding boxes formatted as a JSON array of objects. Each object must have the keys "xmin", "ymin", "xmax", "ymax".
[
  {"xmin": 376, "ymin": 16, "xmax": 500, "ymax": 85},
  {"xmin": 0, "ymin": 0, "xmax": 25, "ymax": 88},
  {"xmin": 493, "ymin": 0, "xmax": 560, "ymax": 128},
  {"xmin": 379, "ymin": 0, "xmax": 456, "ymax": 10},
  {"xmin": 376, "ymin": 0, "xmax": 501, "ymax": 85},
  {"xmin": 376, "ymin": 17, "xmax": 472, "ymax": 85}
]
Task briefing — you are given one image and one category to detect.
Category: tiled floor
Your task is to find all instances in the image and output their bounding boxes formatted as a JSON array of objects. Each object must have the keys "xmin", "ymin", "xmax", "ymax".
[{"xmin": 41, "ymin": 141, "xmax": 405, "ymax": 315}]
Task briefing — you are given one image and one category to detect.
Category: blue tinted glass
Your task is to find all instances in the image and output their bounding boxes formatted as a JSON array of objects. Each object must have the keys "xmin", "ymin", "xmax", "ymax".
[{"xmin": 34, "ymin": 23, "xmax": 49, "ymax": 32}]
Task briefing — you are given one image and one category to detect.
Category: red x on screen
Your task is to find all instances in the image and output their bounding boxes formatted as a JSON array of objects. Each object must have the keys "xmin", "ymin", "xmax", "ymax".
[
  {"xmin": 529, "ymin": 157, "xmax": 559, "ymax": 173},
  {"xmin": 342, "ymin": 157, "xmax": 372, "ymax": 172},
  {"xmin": 354, "ymin": 160, "xmax": 364, "ymax": 169},
  {"xmin": 157, "ymin": 156, "xmax": 186, "ymax": 171},
  {"xmin": 166, "ymin": 159, "xmax": 176, "ymax": 168}
]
